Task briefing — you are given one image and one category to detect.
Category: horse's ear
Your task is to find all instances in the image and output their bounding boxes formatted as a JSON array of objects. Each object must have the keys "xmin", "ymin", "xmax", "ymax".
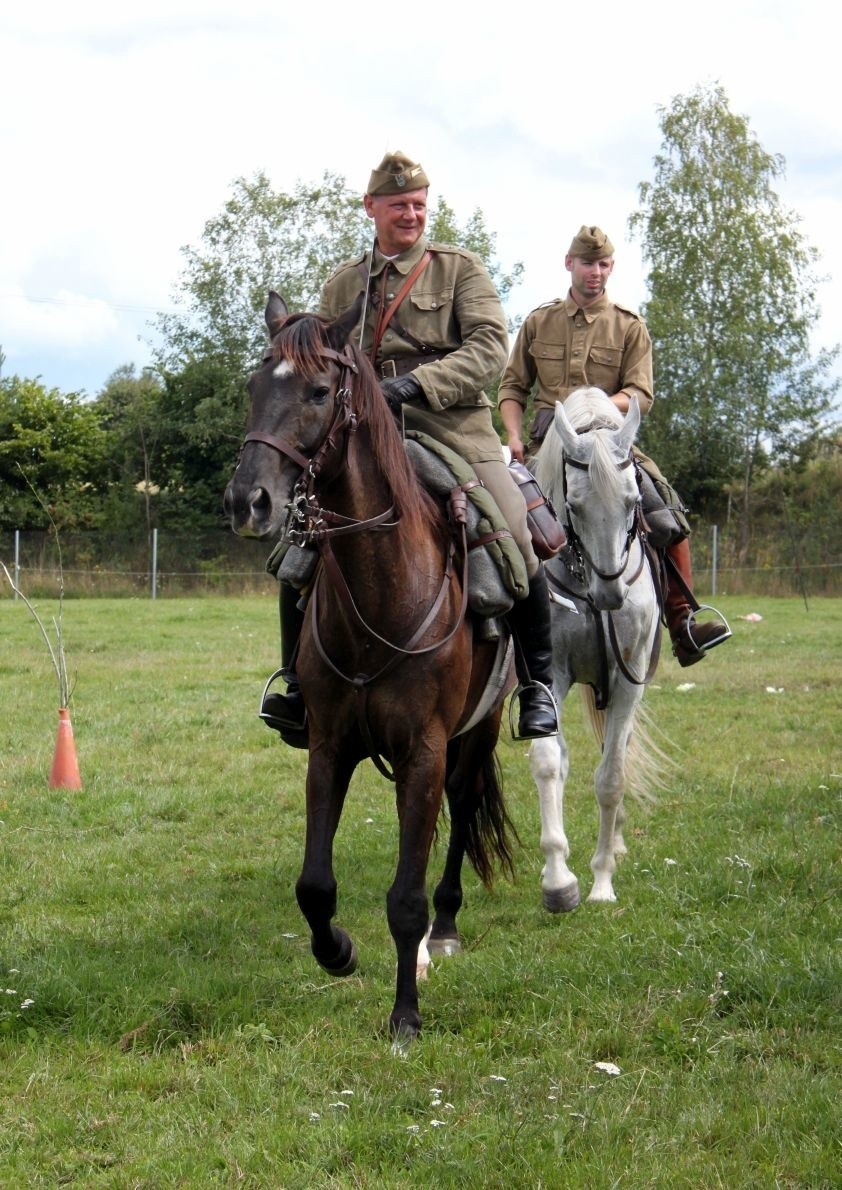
[
  {"xmin": 553, "ymin": 401, "xmax": 588, "ymax": 463},
  {"xmin": 616, "ymin": 395, "xmax": 641, "ymax": 453},
  {"xmin": 327, "ymin": 292, "xmax": 366, "ymax": 351},
  {"xmin": 266, "ymin": 292, "xmax": 289, "ymax": 335}
]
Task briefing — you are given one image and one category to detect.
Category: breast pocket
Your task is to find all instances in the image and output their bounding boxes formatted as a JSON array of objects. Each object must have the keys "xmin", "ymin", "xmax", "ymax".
[
  {"xmin": 588, "ymin": 344, "xmax": 623, "ymax": 389},
  {"xmin": 528, "ymin": 340, "xmax": 566, "ymax": 388},
  {"xmin": 408, "ymin": 286, "xmax": 454, "ymax": 343}
]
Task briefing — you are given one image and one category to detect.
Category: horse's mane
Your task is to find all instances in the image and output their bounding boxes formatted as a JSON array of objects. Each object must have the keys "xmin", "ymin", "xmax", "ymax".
[
  {"xmin": 271, "ymin": 313, "xmax": 440, "ymax": 537},
  {"xmin": 534, "ymin": 387, "xmax": 629, "ymax": 508}
]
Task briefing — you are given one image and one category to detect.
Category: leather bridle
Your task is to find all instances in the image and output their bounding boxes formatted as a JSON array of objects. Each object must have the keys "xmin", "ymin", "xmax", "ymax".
[
  {"xmin": 547, "ymin": 442, "xmax": 660, "ymax": 708},
  {"xmin": 244, "ymin": 335, "xmax": 469, "ymax": 779}
]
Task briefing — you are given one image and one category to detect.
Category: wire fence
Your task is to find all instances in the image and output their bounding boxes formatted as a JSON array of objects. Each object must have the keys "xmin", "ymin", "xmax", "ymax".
[{"xmin": 1, "ymin": 527, "xmax": 840, "ymax": 599}]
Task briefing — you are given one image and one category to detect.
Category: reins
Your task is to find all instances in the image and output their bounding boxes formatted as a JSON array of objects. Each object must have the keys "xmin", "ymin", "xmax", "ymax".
[
  {"xmin": 248, "ymin": 330, "xmax": 470, "ymax": 779},
  {"xmin": 548, "ymin": 442, "xmax": 661, "ymax": 709}
]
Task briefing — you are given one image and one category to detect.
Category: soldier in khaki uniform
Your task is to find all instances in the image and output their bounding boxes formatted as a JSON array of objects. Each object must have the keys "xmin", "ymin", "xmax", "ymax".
[
  {"xmin": 498, "ymin": 225, "xmax": 729, "ymax": 667},
  {"xmin": 262, "ymin": 151, "xmax": 558, "ymax": 740}
]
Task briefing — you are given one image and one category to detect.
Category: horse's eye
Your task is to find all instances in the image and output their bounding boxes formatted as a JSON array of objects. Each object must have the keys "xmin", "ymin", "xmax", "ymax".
[{"xmin": 310, "ymin": 385, "xmax": 330, "ymax": 404}]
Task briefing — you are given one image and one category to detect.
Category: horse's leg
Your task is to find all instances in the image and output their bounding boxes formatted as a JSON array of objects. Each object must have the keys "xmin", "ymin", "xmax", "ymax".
[
  {"xmin": 587, "ymin": 690, "xmax": 636, "ymax": 902},
  {"xmin": 295, "ymin": 747, "xmax": 358, "ymax": 975},
  {"xmin": 428, "ymin": 738, "xmax": 468, "ymax": 957},
  {"xmin": 530, "ymin": 723, "xmax": 580, "ymax": 913},
  {"xmin": 430, "ymin": 710, "xmax": 512, "ymax": 952},
  {"xmin": 387, "ymin": 748, "xmax": 448, "ymax": 1043}
]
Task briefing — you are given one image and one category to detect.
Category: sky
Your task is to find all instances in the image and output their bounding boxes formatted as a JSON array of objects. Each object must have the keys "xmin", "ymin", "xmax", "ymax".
[{"xmin": 2, "ymin": 0, "xmax": 841, "ymax": 400}]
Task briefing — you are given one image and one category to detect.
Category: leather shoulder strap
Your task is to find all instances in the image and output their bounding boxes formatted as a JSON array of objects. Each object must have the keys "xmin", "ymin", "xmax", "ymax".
[{"xmin": 369, "ymin": 250, "xmax": 434, "ymax": 363}]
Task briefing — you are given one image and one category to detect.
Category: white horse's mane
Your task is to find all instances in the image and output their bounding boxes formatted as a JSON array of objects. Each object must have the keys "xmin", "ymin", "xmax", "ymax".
[{"xmin": 534, "ymin": 387, "xmax": 630, "ymax": 509}]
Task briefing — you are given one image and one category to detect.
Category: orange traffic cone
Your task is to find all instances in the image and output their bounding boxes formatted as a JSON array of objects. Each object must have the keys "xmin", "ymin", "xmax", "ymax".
[{"xmin": 49, "ymin": 707, "xmax": 82, "ymax": 790}]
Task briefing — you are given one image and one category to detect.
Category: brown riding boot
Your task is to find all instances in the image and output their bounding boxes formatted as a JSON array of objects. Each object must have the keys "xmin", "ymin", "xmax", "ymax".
[{"xmin": 665, "ymin": 538, "xmax": 730, "ymax": 667}]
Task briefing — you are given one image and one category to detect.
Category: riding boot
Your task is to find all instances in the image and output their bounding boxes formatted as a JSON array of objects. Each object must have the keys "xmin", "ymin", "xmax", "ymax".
[
  {"xmin": 505, "ymin": 569, "xmax": 559, "ymax": 739},
  {"xmin": 665, "ymin": 538, "xmax": 730, "ymax": 666},
  {"xmin": 260, "ymin": 583, "xmax": 308, "ymax": 737}
]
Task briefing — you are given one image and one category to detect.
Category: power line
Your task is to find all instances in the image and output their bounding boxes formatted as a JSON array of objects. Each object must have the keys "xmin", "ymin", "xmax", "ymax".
[{"xmin": 0, "ymin": 289, "xmax": 179, "ymax": 317}]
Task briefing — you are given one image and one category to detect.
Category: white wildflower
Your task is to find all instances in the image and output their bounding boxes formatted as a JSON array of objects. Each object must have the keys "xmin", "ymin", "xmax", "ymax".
[
  {"xmin": 488, "ymin": 1074, "xmax": 507, "ymax": 1082},
  {"xmin": 664, "ymin": 858, "xmax": 678, "ymax": 866},
  {"xmin": 594, "ymin": 1061, "xmax": 622, "ymax": 1076}
]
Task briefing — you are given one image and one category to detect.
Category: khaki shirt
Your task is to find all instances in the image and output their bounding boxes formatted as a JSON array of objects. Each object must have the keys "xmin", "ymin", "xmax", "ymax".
[
  {"xmin": 498, "ymin": 292, "xmax": 654, "ymax": 439},
  {"xmin": 319, "ymin": 235, "xmax": 508, "ymax": 464}
]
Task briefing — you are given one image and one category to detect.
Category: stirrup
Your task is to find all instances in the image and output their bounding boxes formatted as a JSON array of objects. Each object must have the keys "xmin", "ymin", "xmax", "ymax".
[
  {"xmin": 258, "ymin": 667, "xmax": 308, "ymax": 733},
  {"xmin": 685, "ymin": 604, "xmax": 732, "ymax": 654},
  {"xmin": 508, "ymin": 680, "xmax": 559, "ymax": 742}
]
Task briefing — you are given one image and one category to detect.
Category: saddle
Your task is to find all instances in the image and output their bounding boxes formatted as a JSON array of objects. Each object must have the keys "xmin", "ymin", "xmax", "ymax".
[{"xmin": 266, "ymin": 432, "xmax": 531, "ymax": 622}]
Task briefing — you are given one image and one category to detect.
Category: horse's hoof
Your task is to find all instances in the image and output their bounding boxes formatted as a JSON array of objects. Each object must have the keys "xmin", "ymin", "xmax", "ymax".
[
  {"xmin": 427, "ymin": 934, "xmax": 462, "ymax": 957},
  {"xmin": 389, "ymin": 1015, "xmax": 421, "ymax": 1054},
  {"xmin": 314, "ymin": 934, "xmax": 358, "ymax": 977},
  {"xmin": 543, "ymin": 881, "xmax": 581, "ymax": 913}
]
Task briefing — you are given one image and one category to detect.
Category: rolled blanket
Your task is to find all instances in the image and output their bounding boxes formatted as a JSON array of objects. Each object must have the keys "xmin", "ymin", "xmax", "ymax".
[{"xmin": 404, "ymin": 430, "xmax": 528, "ymax": 615}]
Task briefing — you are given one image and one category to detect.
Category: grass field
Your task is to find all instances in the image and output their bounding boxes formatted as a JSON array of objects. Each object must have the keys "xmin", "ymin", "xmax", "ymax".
[{"xmin": 1, "ymin": 592, "xmax": 839, "ymax": 1187}]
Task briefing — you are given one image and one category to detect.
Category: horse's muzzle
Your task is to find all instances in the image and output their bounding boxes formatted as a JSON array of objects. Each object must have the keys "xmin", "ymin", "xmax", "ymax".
[{"xmin": 223, "ymin": 478, "xmax": 276, "ymax": 538}]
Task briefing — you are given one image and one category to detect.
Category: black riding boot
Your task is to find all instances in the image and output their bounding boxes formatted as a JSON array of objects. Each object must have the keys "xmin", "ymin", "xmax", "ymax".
[
  {"xmin": 506, "ymin": 569, "xmax": 559, "ymax": 739},
  {"xmin": 259, "ymin": 583, "xmax": 307, "ymax": 740}
]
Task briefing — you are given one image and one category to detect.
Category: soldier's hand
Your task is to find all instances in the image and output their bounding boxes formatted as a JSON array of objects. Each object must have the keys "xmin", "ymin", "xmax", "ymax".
[{"xmin": 380, "ymin": 374, "xmax": 424, "ymax": 413}]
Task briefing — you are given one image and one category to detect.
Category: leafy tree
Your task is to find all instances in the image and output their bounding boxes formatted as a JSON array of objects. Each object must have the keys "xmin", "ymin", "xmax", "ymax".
[
  {"xmin": 0, "ymin": 375, "xmax": 109, "ymax": 530},
  {"xmin": 154, "ymin": 171, "xmax": 372, "ymax": 377},
  {"xmin": 629, "ymin": 83, "xmax": 840, "ymax": 544},
  {"xmin": 94, "ymin": 364, "xmax": 166, "ymax": 532}
]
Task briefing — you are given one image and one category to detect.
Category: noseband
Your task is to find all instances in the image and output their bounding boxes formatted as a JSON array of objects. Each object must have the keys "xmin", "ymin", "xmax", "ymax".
[{"xmin": 562, "ymin": 451, "xmax": 643, "ymax": 583}]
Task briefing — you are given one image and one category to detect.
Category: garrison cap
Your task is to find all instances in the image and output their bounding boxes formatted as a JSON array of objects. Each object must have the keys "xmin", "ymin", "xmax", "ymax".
[
  {"xmin": 367, "ymin": 151, "xmax": 429, "ymax": 196},
  {"xmin": 568, "ymin": 225, "xmax": 615, "ymax": 261}
]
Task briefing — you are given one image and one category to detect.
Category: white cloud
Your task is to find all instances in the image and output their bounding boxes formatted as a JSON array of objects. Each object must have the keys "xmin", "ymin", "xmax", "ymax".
[{"xmin": 1, "ymin": 0, "xmax": 840, "ymax": 395}]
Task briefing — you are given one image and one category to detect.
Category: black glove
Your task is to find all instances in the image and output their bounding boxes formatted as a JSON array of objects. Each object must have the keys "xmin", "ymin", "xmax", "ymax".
[{"xmin": 380, "ymin": 373, "xmax": 424, "ymax": 414}]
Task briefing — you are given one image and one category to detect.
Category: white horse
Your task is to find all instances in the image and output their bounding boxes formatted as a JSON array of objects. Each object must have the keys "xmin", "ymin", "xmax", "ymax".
[{"xmin": 530, "ymin": 387, "xmax": 666, "ymax": 909}]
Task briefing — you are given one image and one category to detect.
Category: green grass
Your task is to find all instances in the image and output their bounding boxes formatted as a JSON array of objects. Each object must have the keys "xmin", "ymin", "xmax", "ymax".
[{"xmin": 1, "ymin": 594, "xmax": 839, "ymax": 1187}]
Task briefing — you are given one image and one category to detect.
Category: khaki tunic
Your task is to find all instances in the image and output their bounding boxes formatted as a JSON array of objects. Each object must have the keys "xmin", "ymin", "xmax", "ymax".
[
  {"xmin": 499, "ymin": 291, "xmax": 666, "ymax": 483},
  {"xmin": 320, "ymin": 235, "xmax": 538, "ymax": 572},
  {"xmin": 498, "ymin": 292, "xmax": 654, "ymax": 437}
]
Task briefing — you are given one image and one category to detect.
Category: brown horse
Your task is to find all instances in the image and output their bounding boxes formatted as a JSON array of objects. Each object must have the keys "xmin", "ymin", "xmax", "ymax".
[{"xmin": 223, "ymin": 294, "xmax": 516, "ymax": 1044}]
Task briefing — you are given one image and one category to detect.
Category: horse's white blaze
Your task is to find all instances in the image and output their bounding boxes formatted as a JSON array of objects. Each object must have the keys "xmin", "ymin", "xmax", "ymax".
[{"xmin": 272, "ymin": 360, "xmax": 295, "ymax": 378}]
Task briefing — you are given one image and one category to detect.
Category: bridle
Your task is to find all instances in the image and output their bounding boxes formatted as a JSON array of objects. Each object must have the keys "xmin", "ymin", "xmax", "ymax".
[
  {"xmin": 243, "ymin": 334, "xmax": 469, "ymax": 779},
  {"xmin": 561, "ymin": 451, "xmax": 645, "ymax": 586},
  {"xmin": 547, "ymin": 432, "xmax": 660, "ymax": 707}
]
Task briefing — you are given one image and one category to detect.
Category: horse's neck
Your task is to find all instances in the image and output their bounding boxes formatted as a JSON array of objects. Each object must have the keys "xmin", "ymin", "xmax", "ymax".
[{"xmin": 328, "ymin": 434, "xmax": 395, "ymax": 525}]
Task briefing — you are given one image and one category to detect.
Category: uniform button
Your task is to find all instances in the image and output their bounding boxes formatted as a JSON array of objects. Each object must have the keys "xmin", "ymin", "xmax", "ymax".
[
  {"xmin": 431, "ymin": 302, "xmax": 437, "ymax": 309},
  {"xmin": 387, "ymin": 294, "xmax": 394, "ymax": 301}
]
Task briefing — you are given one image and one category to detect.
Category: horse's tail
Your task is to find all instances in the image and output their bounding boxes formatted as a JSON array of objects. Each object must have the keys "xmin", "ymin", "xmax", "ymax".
[
  {"xmin": 578, "ymin": 687, "xmax": 673, "ymax": 807},
  {"xmin": 447, "ymin": 723, "xmax": 519, "ymax": 887}
]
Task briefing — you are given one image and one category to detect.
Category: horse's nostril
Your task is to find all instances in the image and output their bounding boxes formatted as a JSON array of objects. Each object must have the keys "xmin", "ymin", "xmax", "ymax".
[{"xmin": 250, "ymin": 487, "xmax": 271, "ymax": 514}]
